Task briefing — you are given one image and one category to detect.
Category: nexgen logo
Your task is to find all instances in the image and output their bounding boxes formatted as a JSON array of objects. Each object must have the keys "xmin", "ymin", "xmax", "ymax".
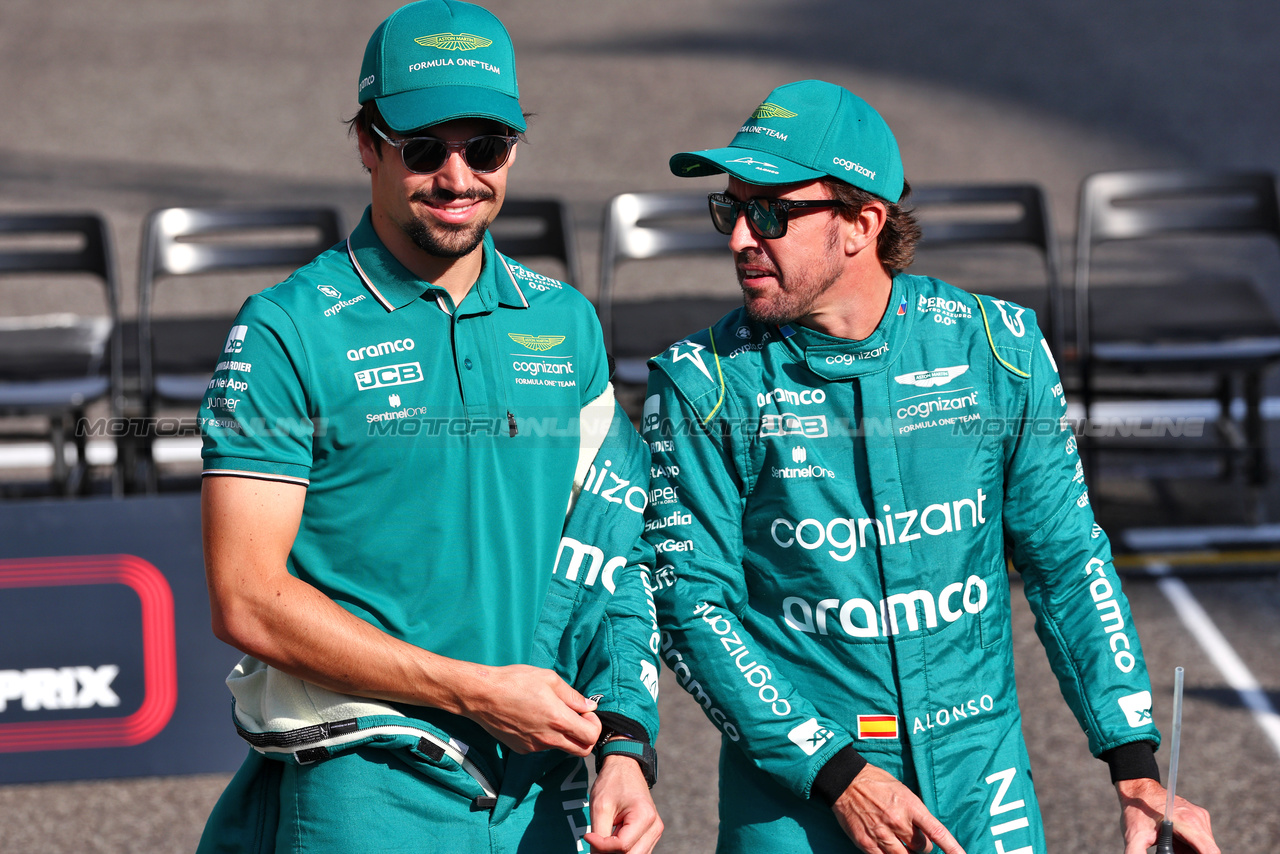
[{"xmin": 355, "ymin": 362, "xmax": 424, "ymax": 391}]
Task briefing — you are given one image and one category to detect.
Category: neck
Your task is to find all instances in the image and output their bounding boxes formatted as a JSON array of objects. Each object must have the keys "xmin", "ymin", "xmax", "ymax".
[
  {"xmin": 797, "ymin": 263, "xmax": 895, "ymax": 341},
  {"xmin": 369, "ymin": 208, "xmax": 485, "ymax": 306}
]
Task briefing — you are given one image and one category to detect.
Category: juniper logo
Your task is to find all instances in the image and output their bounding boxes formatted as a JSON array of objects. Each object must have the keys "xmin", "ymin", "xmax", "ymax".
[
  {"xmin": 752, "ymin": 102, "xmax": 798, "ymax": 119},
  {"xmin": 508, "ymin": 333, "xmax": 566, "ymax": 352},
  {"xmin": 414, "ymin": 32, "xmax": 493, "ymax": 50}
]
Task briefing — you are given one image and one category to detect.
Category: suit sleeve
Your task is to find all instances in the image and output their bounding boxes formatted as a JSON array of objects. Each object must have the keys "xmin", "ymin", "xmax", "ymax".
[
  {"xmin": 644, "ymin": 367, "xmax": 860, "ymax": 800},
  {"xmin": 1001, "ymin": 326, "xmax": 1162, "ymax": 758}
]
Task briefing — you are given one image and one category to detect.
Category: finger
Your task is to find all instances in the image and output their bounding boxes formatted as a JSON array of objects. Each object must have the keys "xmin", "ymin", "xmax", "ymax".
[
  {"xmin": 554, "ymin": 679, "xmax": 595, "ymax": 714},
  {"xmin": 918, "ymin": 817, "xmax": 965, "ymax": 854}
]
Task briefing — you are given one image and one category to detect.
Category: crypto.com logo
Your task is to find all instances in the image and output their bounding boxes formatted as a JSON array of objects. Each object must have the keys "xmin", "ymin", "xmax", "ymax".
[{"xmin": 0, "ymin": 556, "xmax": 177, "ymax": 753}]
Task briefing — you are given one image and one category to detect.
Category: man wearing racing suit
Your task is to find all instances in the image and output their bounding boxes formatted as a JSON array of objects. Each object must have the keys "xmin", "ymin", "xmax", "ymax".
[
  {"xmin": 643, "ymin": 79, "xmax": 1218, "ymax": 854},
  {"xmin": 195, "ymin": 3, "xmax": 661, "ymax": 852}
]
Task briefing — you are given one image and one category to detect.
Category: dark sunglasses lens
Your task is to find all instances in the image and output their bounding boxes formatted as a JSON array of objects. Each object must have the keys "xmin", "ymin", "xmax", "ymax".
[
  {"xmin": 401, "ymin": 139, "xmax": 449, "ymax": 173},
  {"xmin": 464, "ymin": 136, "xmax": 512, "ymax": 172},
  {"xmin": 748, "ymin": 200, "xmax": 785, "ymax": 238},
  {"xmin": 708, "ymin": 195, "xmax": 738, "ymax": 235}
]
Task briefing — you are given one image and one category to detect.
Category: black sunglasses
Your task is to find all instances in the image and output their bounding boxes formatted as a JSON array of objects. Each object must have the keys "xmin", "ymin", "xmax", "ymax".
[
  {"xmin": 708, "ymin": 192, "xmax": 845, "ymax": 239},
  {"xmin": 372, "ymin": 125, "xmax": 518, "ymax": 175}
]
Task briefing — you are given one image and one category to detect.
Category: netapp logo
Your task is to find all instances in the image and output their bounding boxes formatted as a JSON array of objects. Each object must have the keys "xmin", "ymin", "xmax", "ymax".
[{"xmin": 0, "ymin": 666, "xmax": 120, "ymax": 712}]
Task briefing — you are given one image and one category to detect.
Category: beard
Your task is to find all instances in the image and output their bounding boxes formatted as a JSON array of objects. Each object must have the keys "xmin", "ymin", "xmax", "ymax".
[
  {"xmin": 403, "ymin": 187, "xmax": 496, "ymax": 258},
  {"xmin": 738, "ymin": 222, "xmax": 843, "ymax": 325}
]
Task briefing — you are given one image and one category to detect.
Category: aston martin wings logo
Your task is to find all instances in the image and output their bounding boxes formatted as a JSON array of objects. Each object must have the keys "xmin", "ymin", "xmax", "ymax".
[
  {"xmin": 509, "ymin": 333, "xmax": 566, "ymax": 351},
  {"xmin": 414, "ymin": 32, "xmax": 494, "ymax": 50},
  {"xmin": 893, "ymin": 365, "xmax": 970, "ymax": 388},
  {"xmin": 752, "ymin": 102, "xmax": 798, "ymax": 119}
]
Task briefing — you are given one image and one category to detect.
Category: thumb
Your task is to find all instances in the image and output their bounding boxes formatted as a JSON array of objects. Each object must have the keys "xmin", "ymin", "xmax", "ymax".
[{"xmin": 557, "ymin": 683, "xmax": 597, "ymax": 713}]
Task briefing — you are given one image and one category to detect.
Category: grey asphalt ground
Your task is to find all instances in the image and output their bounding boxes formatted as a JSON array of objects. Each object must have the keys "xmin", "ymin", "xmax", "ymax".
[{"xmin": 3, "ymin": 1, "xmax": 1280, "ymax": 852}]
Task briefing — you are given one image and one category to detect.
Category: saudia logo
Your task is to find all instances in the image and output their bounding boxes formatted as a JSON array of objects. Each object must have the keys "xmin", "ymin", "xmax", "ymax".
[
  {"xmin": 414, "ymin": 33, "xmax": 493, "ymax": 50},
  {"xmin": 508, "ymin": 333, "xmax": 565, "ymax": 352},
  {"xmin": 752, "ymin": 102, "xmax": 798, "ymax": 119}
]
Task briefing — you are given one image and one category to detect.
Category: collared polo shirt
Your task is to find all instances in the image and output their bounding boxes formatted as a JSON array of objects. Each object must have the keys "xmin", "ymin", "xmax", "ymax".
[{"xmin": 201, "ymin": 207, "xmax": 608, "ymax": 666}]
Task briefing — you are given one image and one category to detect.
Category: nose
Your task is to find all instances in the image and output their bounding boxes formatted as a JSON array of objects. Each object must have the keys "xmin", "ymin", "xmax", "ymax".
[
  {"xmin": 432, "ymin": 148, "xmax": 473, "ymax": 194},
  {"xmin": 728, "ymin": 208, "xmax": 761, "ymax": 254}
]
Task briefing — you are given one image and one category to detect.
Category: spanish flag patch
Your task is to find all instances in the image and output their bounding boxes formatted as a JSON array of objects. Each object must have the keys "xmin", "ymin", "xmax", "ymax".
[{"xmin": 857, "ymin": 715, "xmax": 899, "ymax": 739}]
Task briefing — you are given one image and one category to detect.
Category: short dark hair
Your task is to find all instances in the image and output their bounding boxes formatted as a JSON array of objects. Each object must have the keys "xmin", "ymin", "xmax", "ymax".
[{"xmin": 820, "ymin": 177, "xmax": 922, "ymax": 272}]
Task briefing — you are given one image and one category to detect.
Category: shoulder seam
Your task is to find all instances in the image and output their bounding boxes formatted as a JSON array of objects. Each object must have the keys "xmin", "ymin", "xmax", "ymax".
[{"xmin": 975, "ymin": 298, "xmax": 1031, "ymax": 378}]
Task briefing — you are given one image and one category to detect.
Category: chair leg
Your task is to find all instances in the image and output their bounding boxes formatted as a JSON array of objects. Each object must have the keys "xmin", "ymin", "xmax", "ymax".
[
  {"xmin": 1244, "ymin": 370, "xmax": 1266, "ymax": 487},
  {"xmin": 49, "ymin": 414, "xmax": 70, "ymax": 496},
  {"xmin": 1216, "ymin": 373, "xmax": 1236, "ymax": 480}
]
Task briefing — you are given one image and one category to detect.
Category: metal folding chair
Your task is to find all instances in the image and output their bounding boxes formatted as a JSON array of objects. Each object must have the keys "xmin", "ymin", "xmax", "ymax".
[
  {"xmin": 0, "ymin": 213, "xmax": 123, "ymax": 496},
  {"xmin": 597, "ymin": 191, "xmax": 731, "ymax": 387},
  {"xmin": 133, "ymin": 205, "xmax": 343, "ymax": 491},
  {"xmin": 1074, "ymin": 169, "xmax": 1280, "ymax": 493},
  {"xmin": 911, "ymin": 183, "xmax": 1063, "ymax": 359},
  {"xmin": 490, "ymin": 198, "xmax": 581, "ymax": 290}
]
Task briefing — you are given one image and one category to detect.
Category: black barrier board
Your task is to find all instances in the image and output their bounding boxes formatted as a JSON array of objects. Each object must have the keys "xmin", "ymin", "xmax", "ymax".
[{"xmin": 0, "ymin": 495, "xmax": 247, "ymax": 783}]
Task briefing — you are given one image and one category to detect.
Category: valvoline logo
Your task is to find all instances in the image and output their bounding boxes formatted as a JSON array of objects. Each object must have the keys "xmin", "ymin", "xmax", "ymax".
[{"xmin": 0, "ymin": 556, "xmax": 177, "ymax": 753}]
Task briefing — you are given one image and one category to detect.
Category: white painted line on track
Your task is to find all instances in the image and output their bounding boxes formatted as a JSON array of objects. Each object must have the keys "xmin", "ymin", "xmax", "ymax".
[{"xmin": 1148, "ymin": 562, "xmax": 1280, "ymax": 758}]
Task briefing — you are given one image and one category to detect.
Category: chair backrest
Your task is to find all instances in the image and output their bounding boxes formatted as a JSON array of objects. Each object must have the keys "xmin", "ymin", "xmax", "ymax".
[
  {"xmin": 137, "ymin": 205, "xmax": 343, "ymax": 404},
  {"xmin": 597, "ymin": 191, "xmax": 730, "ymax": 362},
  {"xmin": 910, "ymin": 183, "xmax": 1062, "ymax": 355},
  {"xmin": 489, "ymin": 198, "xmax": 580, "ymax": 290},
  {"xmin": 1073, "ymin": 169, "xmax": 1280, "ymax": 356},
  {"xmin": 0, "ymin": 212, "xmax": 122, "ymax": 412}
]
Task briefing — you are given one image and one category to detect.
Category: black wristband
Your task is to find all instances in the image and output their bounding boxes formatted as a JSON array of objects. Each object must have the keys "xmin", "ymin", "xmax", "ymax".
[
  {"xmin": 595, "ymin": 735, "xmax": 658, "ymax": 787},
  {"xmin": 811, "ymin": 745, "xmax": 869, "ymax": 807},
  {"xmin": 1103, "ymin": 740, "xmax": 1160, "ymax": 784}
]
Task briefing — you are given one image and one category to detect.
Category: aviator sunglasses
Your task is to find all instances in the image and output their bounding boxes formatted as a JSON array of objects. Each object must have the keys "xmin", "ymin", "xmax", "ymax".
[
  {"xmin": 708, "ymin": 192, "xmax": 846, "ymax": 239},
  {"xmin": 372, "ymin": 124, "xmax": 518, "ymax": 175}
]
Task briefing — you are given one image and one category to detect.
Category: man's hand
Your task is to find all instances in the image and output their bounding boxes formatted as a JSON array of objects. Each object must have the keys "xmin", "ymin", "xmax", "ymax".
[
  {"xmin": 583, "ymin": 755, "xmax": 663, "ymax": 854},
  {"xmin": 832, "ymin": 764, "xmax": 966, "ymax": 854},
  {"xmin": 1117, "ymin": 778, "xmax": 1218, "ymax": 854},
  {"xmin": 457, "ymin": 663, "xmax": 602, "ymax": 755}
]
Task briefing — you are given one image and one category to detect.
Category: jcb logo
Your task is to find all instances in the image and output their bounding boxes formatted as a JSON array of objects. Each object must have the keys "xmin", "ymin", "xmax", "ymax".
[
  {"xmin": 760, "ymin": 413, "xmax": 827, "ymax": 438},
  {"xmin": 354, "ymin": 362, "xmax": 424, "ymax": 391}
]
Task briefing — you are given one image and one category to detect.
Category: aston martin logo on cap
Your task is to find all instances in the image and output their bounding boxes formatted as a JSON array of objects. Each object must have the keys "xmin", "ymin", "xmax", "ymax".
[
  {"xmin": 414, "ymin": 32, "xmax": 493, "ymax": 51},
  {"xmin": 509, "ymin": 333, "xmax": 566, "ymax": 352},
  {"xmin": 752, "ymin": 102, "xmax": 798, "ymax": 119}
]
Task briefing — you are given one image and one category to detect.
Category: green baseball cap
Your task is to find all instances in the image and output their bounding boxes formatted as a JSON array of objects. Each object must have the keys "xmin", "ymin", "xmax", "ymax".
[
  {"xmin": 358, "ymin": 0, "xmax": 526, "ymax": 134},
  {"xmin": 669, "ymin": 80, "xmax": 904, "ymax": 202}
]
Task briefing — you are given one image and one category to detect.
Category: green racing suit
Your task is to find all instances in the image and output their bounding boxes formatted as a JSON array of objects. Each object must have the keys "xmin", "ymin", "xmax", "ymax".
[{"xmin": 643, "ymin": 273, "xmax": 1161, "ymax": 853}]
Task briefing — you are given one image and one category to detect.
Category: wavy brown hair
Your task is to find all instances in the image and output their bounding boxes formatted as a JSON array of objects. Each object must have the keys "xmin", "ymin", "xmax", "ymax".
[{"xmin": 820, "ymin": 177, "xmax": 922, "ymax": 272}]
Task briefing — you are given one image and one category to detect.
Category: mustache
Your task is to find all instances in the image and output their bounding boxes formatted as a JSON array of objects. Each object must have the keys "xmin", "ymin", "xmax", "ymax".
[
  {"xmin": 735, "ymin": 249, "xmax": 777, "ymax": 275},
  {"xmin": 410, "ymin": 187, "xmax": 497, "ymax": 205}
]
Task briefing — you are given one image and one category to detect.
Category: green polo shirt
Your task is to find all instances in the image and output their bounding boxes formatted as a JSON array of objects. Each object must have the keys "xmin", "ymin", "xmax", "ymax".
[{"xmin": 200, "ymin": 207, "xmax": 609, "ymax": 667}]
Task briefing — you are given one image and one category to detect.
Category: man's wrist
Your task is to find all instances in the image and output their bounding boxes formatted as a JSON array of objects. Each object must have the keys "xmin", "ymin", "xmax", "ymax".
[
  {"xmin": 811, "ymin": 744, "xmax": 868, "ymax": 807},
  {"xmin": 1102, "ymin": 740, "xmax": 1160, "ymax": 784},
  {"xmin": 594, "ymin": 729, "xmax": 658, "ymax": 788}
]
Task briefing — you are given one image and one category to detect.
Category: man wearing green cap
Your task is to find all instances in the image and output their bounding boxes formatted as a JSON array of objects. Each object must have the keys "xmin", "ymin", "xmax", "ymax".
[
  {"xmin": 644, "ymin": 79, "xmax": 1218, "ymax": 854},
  {"xmin": 195, "ymin": 2, "xmax": 662, "ymax": 852}
]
